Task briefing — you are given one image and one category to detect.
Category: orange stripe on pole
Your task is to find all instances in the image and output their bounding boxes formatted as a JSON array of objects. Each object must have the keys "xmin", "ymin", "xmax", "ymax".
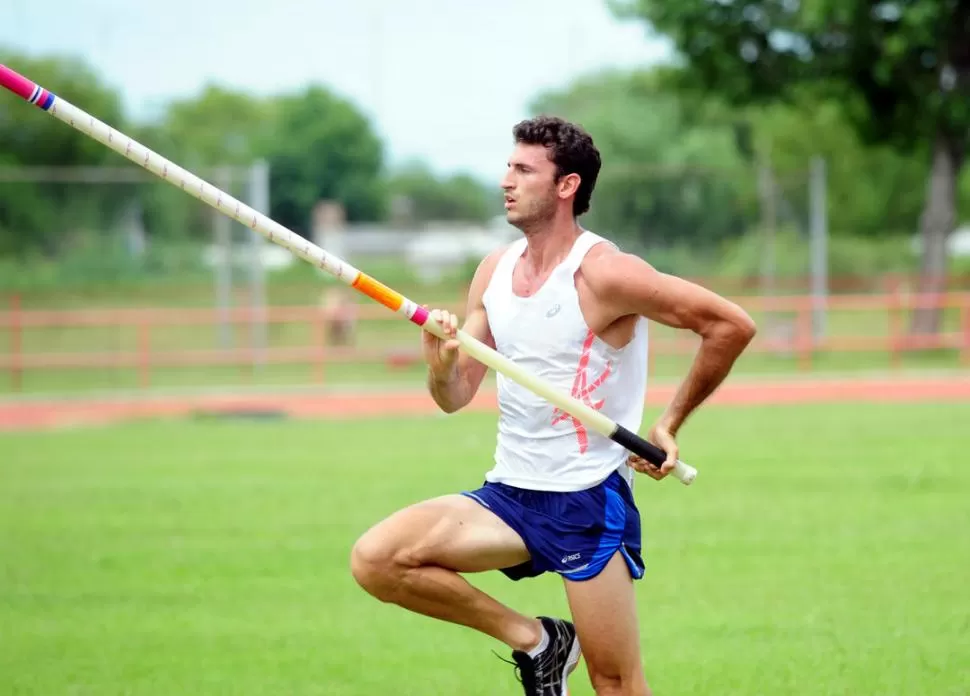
[{"xmin": 352, "ymin": 273, "xmax": 404, "ymax": 311}]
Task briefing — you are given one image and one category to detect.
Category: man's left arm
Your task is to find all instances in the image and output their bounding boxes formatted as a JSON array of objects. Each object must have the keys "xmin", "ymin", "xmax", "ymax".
[{"xmin": 584, "ymin": 247, "xmax": 758, "ymax": 475}]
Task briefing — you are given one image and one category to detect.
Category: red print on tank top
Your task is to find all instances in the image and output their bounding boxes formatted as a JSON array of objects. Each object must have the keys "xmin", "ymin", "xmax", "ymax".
[{"xmin": 552, "ymin": 329, "xmax": 612, "ymax": 453}]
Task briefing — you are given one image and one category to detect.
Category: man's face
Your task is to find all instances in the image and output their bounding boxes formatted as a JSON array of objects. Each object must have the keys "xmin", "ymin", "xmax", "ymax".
[{"xmin": 501, "ymin": 143, "xmax": 560, "ymax": 230}]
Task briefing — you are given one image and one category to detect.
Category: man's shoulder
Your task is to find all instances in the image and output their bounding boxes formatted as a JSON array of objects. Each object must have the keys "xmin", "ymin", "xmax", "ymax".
[
  {"xmin": 575, "ymin": 237, "xmax": 659, "ymax": 304},
  {"xmin": 467, "ymin": 242, "xmax": 515, "ymax": 301},
  {"xmin": 478, "ymin": 242, "xmax": 519, "ymax": 279},
  {"xmin": 577, "ymin": 236, "xmax": 625, "ymax": 276},
  {"xmin": 484, "ymin": 241, "xmax": 514, "ymax": 265}
]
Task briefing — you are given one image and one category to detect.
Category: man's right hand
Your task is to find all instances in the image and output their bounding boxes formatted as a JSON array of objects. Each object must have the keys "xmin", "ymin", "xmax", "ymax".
[{"xmin": 421, "ymin": 307, "xmax": 461, "ymax": 378}]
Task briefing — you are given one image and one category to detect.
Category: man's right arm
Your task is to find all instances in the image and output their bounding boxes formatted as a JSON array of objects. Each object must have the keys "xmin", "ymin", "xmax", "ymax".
[{"xmin": 424, "ymin": 249, "xmax": 503, "ymax": 413}]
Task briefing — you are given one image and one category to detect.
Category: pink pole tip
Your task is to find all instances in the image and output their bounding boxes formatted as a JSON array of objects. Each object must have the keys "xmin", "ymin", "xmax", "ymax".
[
  {"xmin": 410, "ymin": 305, "xmax": 430, "ymax": 326},
  {"xmin": 0, "ymin": 63, "xmax": 37, "ymax": 101}
]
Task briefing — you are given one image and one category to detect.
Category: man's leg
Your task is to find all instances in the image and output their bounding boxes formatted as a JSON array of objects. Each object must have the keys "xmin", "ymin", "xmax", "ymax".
[
  {"xmin": 350, "ymin": 494, "xmax": 542, "ymax": 652},
  {"xmin": 563, "ymin": 552, "xmax": 651, "ymax": 696}
]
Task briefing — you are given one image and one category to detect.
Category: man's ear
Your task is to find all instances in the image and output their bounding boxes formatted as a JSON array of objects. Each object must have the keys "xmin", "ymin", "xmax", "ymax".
[{"xmin": 557, "ymin": 172, "xmax": 581, "ymax": 200}]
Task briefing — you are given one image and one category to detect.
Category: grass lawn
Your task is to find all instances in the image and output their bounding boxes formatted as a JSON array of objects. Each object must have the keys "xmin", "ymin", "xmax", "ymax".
[{"xmin": 1, "ymin": 401, "xmax": 968, "ymax": 694}]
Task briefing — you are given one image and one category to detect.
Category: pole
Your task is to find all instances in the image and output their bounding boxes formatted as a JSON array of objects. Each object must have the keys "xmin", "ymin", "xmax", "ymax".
[
  {"xmin": 214, "ymin": 165, "xmax": 233, "ymax": 349},
  {"xmin": 758, "ymin": 152, "xmax": 777, "ymax": 299},
  {"xmin": 248, "ymin": 160, "xmax": 270, "ymax": 367},
  {"xmin": 0, "ymin": 61, "xmax": 698, "ymax": 485},
  {"xmin": 10, "ymin": 294, "xmax": 22, "ymax": 392},
  {"xmin": 809, "ymin": 156, "xmax": 828, "ymax": 341}
]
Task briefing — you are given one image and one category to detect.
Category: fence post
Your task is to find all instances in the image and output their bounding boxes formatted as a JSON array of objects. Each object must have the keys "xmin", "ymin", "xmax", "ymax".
[
  {"xmin": 798, "ymin": 299, "xmax": 814, "ymax": 371},
  {"xmin": 10, "ymin": 294, "xmax": 22, "ymax": 392},
  {"xmin": 809, "ymin": 156, "xmax": 828, "ymax": 341},
  {"xmin": 214, "ymin": 165, "xmax": 234, "ymax": 350},
  {"xmin": 889, "ymin": 280, "xmax": 903, "ymax": 369},
  {"xmin": 138, "ymin": 319, "xmax": 152, "ymax": 389},
  {"xmin": 962, "ymin": 294, "xmax": 970, "ymax": 367},
  {"xmin": 243, "ymin": 305, "xmax": 254, "ymax": 384},
  {"xmin": 314, "ymin": 310, "xmax": 327, "ymax": 385},
  {"xmin": 247, "ymin": 160, "xmax": 269, "ymax": 369}
]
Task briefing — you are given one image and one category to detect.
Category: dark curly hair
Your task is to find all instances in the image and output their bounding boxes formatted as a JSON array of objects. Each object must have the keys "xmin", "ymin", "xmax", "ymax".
[{"xmin": 512, "ymin": 116, "xmax": 601, "ymax": 216}]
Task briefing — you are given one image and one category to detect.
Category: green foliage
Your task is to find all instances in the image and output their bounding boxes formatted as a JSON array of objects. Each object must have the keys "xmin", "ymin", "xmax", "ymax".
[
  {"xmin": 526, "ymin": 64, "xmax": 943, "ymax": 254},
  {"xmin": 0, "ymin": 52, "xmax": 126, "ymax": 166},
  {"xmin": 144, "ymin": 85, "xmax": 275, "ymax": 169},
  {"xmin": 386, "ymin": 160, "xmax": 498, "ymax": 224},
  {"xmin": 611, "ymin": 0, "xmax": 970, "ymax": 152},
  {"xmin": 0, "ymin": 51, "xmax": 131, "ymax": 257},
  {"xmin": 5, "ymin": 34, "xmax": 968, "ymax": 295},
  {"xmin": 0, "ymin": 239, "xmax": 209, "ymax": 292},
  {"xmin": 137, "ymin": 83, "xmax": 389, "ymax": 236},
  {"xmin": 530, "ymin": 68, "xmax": 759, "ymax": 249},
  {"xmin": 715, "ymin": 227, "xmax": 918, "ymax": 281},
  {"xmin": 743, "ymin": 95, "xmax": 934, "ymax": 238},
  {"xmin": 0, "ymin": 59, "xmax": 392, "ymax": 264},
  {"xmin": 610, "ymin": 0, "xmax": 970, "ymax": 330},
  {"xmin": 266, "ymin": 86, "xmax": 387, "ymax": 233}
]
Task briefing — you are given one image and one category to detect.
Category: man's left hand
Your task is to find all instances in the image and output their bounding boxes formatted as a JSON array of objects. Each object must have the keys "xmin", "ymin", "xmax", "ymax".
[{"xmin": 626, "ymin": 422, "xmax": 679, "ymax": 481}]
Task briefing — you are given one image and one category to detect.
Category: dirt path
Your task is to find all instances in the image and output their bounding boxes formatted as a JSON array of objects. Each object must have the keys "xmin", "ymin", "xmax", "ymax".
[{"xmin": 1, "ymin": 375, "xmax": 968, "ymax": 432}]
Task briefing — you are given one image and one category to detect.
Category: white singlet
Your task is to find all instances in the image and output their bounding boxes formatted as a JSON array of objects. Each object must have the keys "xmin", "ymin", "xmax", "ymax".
[{"xmin": 481, "ymin": 230, "xmax": 649, "ymax": 493}]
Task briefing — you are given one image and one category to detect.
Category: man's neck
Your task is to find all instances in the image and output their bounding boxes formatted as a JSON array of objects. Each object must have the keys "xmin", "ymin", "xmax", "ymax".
[{"xmin": 521, "ymin": 218, "xmax": 583, "ymax": 275}]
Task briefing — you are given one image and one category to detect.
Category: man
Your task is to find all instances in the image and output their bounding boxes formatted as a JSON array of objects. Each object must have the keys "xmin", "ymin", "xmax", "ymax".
[{"xmin": 350, "ymin": 116, "xmax": 756, "ymax": 695}]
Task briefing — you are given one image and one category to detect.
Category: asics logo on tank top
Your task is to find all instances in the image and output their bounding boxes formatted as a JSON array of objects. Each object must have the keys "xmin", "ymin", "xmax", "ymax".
[{"xmin": 552, "ymin": 329, "xmax": 613, "ymax": 453}]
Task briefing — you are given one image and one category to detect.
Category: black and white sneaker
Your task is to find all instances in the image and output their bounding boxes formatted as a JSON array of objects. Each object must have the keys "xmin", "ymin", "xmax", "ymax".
[{"xmin": 509, "ymin": 616, "xmax": 582, "ymax": 695}]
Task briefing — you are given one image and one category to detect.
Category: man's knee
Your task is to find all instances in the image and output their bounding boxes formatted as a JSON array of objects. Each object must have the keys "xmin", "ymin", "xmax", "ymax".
[
  {"xmin": 351, "ymin": 494, "xmax": 526, "ymax": 598},
  {"xmin": 349, "ymin": 509, "xmax": 446, "ymax": 601},
  {"xmin": 350, "ymin": 526, "xmax": 416, "ymax": 601}
]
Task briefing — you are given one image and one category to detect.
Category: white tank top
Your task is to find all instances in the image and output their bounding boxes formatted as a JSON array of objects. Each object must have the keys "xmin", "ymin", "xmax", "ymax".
[{"xmin": 481, "ymin": 230, "xmax": 649, "ymax": 492}]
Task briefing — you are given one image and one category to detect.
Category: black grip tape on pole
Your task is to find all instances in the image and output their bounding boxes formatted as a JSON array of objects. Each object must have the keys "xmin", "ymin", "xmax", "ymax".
[{"xmin": 611, "ymin": 425, "xmax": 667, "ymax": 466}]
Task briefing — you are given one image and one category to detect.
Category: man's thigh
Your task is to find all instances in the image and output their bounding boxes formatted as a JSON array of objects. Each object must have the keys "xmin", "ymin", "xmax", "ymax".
[
  {"xmin": 563, "ymin": 552, "xmax": 646, "ymax": 683},
  {"xmin": 355, "ymin": 494, "xmax": 531, "ymax": 573}
]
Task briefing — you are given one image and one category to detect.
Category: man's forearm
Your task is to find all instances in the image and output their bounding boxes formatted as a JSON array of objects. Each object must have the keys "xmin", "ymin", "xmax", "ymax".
[
  {"xmin": 661, "ymin": 324, "xmax": 754, "ymax": 433},
  {"xmin": 427, "ymin": 364, "xmax": 471, "ymax": 414}
]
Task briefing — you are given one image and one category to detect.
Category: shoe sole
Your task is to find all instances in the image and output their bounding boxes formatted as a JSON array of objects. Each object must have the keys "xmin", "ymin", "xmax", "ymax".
[{"xmin": 559, "ymin": 635, "xmax": 582, "ymax": 696}]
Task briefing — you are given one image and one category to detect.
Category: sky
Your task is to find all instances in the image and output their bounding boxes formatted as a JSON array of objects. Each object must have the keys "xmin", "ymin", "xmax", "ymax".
[{"xmin": 1, "ymin": 0, "xmax": 671, "ymax": 181}]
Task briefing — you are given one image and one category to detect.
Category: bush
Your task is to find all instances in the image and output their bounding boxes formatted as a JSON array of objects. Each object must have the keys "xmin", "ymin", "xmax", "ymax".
[
  {"xmin": 712, "ymin": 227, "xmax": 919, "ymax": 283},
  {"xmin": 0, "ymin": 237, "xmax": 210, "ymax": 292}
]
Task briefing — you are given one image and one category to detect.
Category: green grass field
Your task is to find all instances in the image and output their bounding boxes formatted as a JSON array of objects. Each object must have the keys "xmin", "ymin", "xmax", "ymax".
[{"xmin": 2, "ymin": 402, "xmax": 969, "ymax": 695}]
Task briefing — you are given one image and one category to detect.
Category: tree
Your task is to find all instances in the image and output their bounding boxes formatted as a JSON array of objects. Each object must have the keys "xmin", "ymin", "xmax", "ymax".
[
  {"xmin": 530, "ymin": 68, "xmax": 759, "ymax": 261},
  {"xmin": 386, "ymin": 160, "xmax": 498, "ymax": 224},
  {"xmin": 745, "ymin": 95, "xmax": 930, "ymax": 239},
  {"xmin": 0, "ymin": 51, "xmax": 128, "ymax": 256},
  {"xmin": 133, "ymin": 86, "xmax": 277, "ymax": 244},
  {"xmin": 144, "ymin": 84, "xmax": 274, "ymax": 169},
  {"xmin": 265, "ymin": 85, "xmax": 387, "ymax": 234},
  {"xmin": 611, "ymin": 0, "xmax": 970, "ymax": 332},
  {"xmin": 139, "ymin": 83, "xmax": 388, "ymax": 240}
]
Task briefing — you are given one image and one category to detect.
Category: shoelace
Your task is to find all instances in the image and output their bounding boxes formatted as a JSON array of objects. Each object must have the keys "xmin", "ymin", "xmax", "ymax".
[
  {"xmin": 493, "ymin": 650, "xmax": 517, "ymax": 667},
  {"xmin": 492, "ymin": 650, "xmax": 542, "ymax": 692},
  {"xmin": 492, "ymin": 650, "xmax": 522, "ymax": 683}
]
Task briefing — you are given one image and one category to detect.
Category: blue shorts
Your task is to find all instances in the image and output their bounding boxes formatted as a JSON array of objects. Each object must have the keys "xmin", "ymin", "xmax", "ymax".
[{"xmin": 461, "ymin": 469, "xmax": 645, "ymax": 582}]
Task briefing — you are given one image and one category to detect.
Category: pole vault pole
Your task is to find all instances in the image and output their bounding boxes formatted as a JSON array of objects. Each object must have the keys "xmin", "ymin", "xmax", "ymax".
[{"xmin": 0, "ymin": 62, "xmax": 697, "ymax": 485}]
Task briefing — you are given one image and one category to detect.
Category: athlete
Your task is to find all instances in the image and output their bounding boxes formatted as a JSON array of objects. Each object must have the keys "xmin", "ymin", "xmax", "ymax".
[{"xmin": 350, "ymin": 116, "xmax": 757, "ymax": 695}]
